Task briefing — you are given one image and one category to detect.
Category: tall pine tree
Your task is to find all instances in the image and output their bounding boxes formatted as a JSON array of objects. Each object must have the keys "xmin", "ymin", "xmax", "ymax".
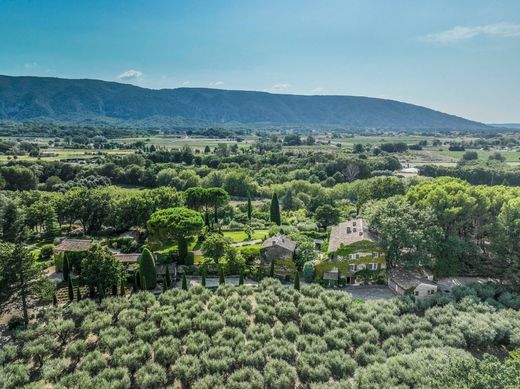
[{"xmin": 270, "ymin": 193, "xmax": 281, "ymax": 226}]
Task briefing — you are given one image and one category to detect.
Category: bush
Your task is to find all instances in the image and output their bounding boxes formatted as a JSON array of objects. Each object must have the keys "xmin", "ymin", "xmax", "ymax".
[
  {"xmin": 135, "ymin": 362, "xmax": 167, "ymax": 389},
  {"xmin": 297, "ymin": 352, "xmax": 331, "ymax": 383},
  {"xmin": 135, "ymin": 321, "xmax": 160, "ymax": 342},
  {"xmin": 201, "ymin": 346, "xmax": 235, "ymax": 374},
  {"xmin": 325, "ymin": 350, "xmax": 357, "ymax": 379},
  {"xmin": 301, "ymin": 313, "xmax": 326, "ymax": 335},
  {"xmin": 0, "ymin": 344, "xmax": 17, "ymax": 366},
  {"xmin": 64, "ymin": 339, "xmax": 87, "ymax": 361},
  {"xmin": 172, "ymin": 355, "xmax": 201, "ymax": 387},
  {"xmin": 227, "ymin": 367, "xmax": 264, "ymax": 389},
  {"xmin": 264, "ymin": 359, "xmax": 297, "ymax": 389},
  {"xmin": 92, "ymin": 367, "xmax": 131, "ymax": 389},
  {"xmin": 39, "ymin": 244, "xmax": 54, "ymax": 261},
  {"xmin": 184, "ymin": 331, "xmax": 211, "ymax": 355},
  {"xmin": 193, "ymin": 374, "xmax": 226, "ymax": 389},
  {"xmin": 99, "ymin": 327, "xmax": 131, "ymax": 350},
  {"xmin": 77, "ymin": 350, "xmax": 106, "ymax": 375},
  {"xmin": 42, "ymin": 358, "xmax": 71, "ymax": 383},
  {"xmin": 112, "ymin": 340, "xmax": 152, "ymax": 372},
  {"xmin": 264, "ymin": 338, "xmax": 297, "ymax": 362}
]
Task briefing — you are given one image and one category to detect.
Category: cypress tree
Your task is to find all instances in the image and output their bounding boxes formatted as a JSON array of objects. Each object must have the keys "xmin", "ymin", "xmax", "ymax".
[
  {"xmin": 53, "ymin": 293, "xmax": 58, "ymax": 306},
  {"xmin": 219, "ymin": 266, "xmax": 225, "ymax": 285},
  {"xmin": 164, "ymin": 266, "xmax": 171, "ymax": 290},
  {"xmin": 270, "ymin": 193, "xmax": 281, "ymax": 225},
  {"xmin": 257, "ymin": 265, "xmax": 264, "ymax": 281},
  {"xmin": 204, "ymin": 209, "xmax": 210, "ymax": 227},
  {"xmin": 120, "ymin": 278, "xmax": 126, "ymax": 296},
  {"xmin": 141, "ymin": 273, "xmax": 148, "ymax": 291},
  {"xmin": 239, "ymin": 267, "xmax": 244, "ymax": 285},
  {"xmin": 139, "ymin": 248, "xmax": 157, "ymax": 289},
  {"xmin": 133, "ymin": 271, "xmax": 138, "ymax": 292},
  {"xmin": 269, "ymin": 260, "xmax": 275, "ymax": 278},
  {"xmin": 178, "ymin": 239, "xmax": 188, "ymax": 263},
  {"xmin": 63, "ymin": 256, "xmax": 70, "ymax": 282},
  {"xmin": 182, "ymin": 273, "xmax": 188, "ymax": 290},
  {"xmin": 294, "ymin": 271, "xmax": 300, "ymax": 291},
  {"xmin": 76, "ymin": 284, "xmax": 81, "ymax": 302},
  {"xmin": 97, "ymin": 281, "xmax": 104, "ymax": 302},
  {"xmin": 112, "ymin": 284, "xmax": 118, "ymax": 296},
  {"xmin": 201, "ymin": 266, "xmax": 206, "ymax": 287},
  {"xmin": 247, "ymin": 193, "xmax": 252, "ymax": 222},
  {"xmin": 67, "ymin": 278, "xmax": 74, "ymax": 301},
  {"xmin": 89, "ymin": 285, "xmax": 95, "ymax": 298}
]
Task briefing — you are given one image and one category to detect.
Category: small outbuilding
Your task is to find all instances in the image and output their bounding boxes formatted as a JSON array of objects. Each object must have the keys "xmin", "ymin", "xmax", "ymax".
[
  {"xmin": 260, "ymin": 234, "xmax": 296, "ymax": 264},
  {"xmin": 114, "ymin": 253, "xmax": 140, "ymax": 266},
  {"xmin": 387, "ymin": 267, "xmax": 437, "ymax": 300},
  {"xmin": 54, "ymin": 239, "xmax": 94, "ymax": 272}
]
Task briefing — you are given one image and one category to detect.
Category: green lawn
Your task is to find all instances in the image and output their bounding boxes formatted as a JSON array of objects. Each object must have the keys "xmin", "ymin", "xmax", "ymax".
[
  {"xmin": 433, "ymin": 149, "xmax": 520, "ymax": 162},
  {"xmin": 223, "ymin": 229, "xmax": 269, "ymax": 243}
]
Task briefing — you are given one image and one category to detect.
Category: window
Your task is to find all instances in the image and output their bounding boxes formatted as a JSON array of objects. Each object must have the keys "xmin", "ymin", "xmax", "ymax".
[
  {"xmin": 348, "ymin": 254, "xmax": 356, "ymax": 260},
  {"xmin": 368, "ymin": 263, "xmax": 377, "ymax": 271},
  {"xmin": 414, "ymin": 291, "xmax": 419, "ymax": 296},
  {"xmin": 372, "ymin": 252, "xmax": 379, "ymax": 258},
  {"xmin": 349, "ymin": 264, "xmax": 357, "ymax": 272}
]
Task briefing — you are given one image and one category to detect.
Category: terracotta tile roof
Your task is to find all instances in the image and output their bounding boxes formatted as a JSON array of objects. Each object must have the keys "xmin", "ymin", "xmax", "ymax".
[{"xmin": 54, "ymin": 239, "xmax": 93, "ymax": 252}]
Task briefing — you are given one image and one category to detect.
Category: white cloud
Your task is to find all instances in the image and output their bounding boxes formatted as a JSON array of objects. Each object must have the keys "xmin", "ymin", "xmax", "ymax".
[
  {"xmin": 311, "ymin": 87, "xmax": 324, "ymax": 94},
  {"xmin": 270, "ymin": 83, "xmax": 290, "ymax": 92},
  {"xmin": 421, "ymin": 22, "xmax": 520, "ymax": 44},
  {"xmin": 117, "ymin": 69, "xmax": 143, "ymax": 81},
  {"xmin": 209, "ymin": 81, "xmax": 225, "ymax": 87},
  {"xmin": 24, "ymin": 62, "xmax": 38, "ymax": 69},
  {"xmin": 181, "ymin": 81, "xmax": 191, "ymax": 86}
]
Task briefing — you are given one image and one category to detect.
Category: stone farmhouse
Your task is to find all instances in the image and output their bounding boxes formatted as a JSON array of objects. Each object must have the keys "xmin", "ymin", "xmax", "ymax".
[
  {"xmin": 260, "ymin": 234, "xmax": 296, "ymax": 264},
  {"xmin": 319, "ymin": 218, "xmax": 386, "ymax": 284}
]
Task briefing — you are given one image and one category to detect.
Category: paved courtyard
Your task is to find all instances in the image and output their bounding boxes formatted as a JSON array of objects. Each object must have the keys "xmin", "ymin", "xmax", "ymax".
[{"xmin": 341, "ymin": 285, "xmax": 396, "ymax": 300}]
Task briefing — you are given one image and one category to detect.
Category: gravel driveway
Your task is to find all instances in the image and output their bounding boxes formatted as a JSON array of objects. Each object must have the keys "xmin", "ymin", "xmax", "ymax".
[{"xmin": 341, "ymin": 285, "xmax": 396, "ymax": 300}]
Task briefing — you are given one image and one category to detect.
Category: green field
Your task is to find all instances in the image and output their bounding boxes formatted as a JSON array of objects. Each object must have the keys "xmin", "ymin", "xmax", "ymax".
[
  {"xmin": 113, "ymin": 136, "xmax": 255, "ymax": 150},
  {"xmin": 223, "ymin": 229, "xmax": 269, "ymax": 243},
  {"xmin": 0, "ymin": 148, "xmax": 134, "ymax": 162},
  {"xmin": 434, "ymin": 149, "xmax": 520, "ymax": 162}
]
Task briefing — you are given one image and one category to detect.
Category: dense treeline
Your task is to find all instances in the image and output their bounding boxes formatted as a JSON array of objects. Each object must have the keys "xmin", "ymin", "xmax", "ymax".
[
  {"xmin": 419, "ymin": 161, "xmax": 520, "ymax": 186},
  {"xmin": 364, "ymin": 177, "xmax": 520, "ymax": 288},
  {"xmin": 1, "ymin": 279, "xmax": 519, "ymax": 388},
  {"xmin": 0, "ymin": 148, "xmax": 402, "ymax": 196},
  {"xmin": 0, "ymin": 174, "xmax": 407, "ymax": 242}
]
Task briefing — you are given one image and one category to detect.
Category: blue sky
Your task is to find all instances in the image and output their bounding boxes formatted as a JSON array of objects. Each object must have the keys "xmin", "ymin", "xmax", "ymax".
[{"xmin": 1, "ymin": 0, "xmax": 519, "ymax": 123}]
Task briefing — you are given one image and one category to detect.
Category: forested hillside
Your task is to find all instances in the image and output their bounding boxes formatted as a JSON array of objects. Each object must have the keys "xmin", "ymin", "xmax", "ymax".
[{"xmin": 0, "ymin": 75, "xmax": 488, "ymax": 130}]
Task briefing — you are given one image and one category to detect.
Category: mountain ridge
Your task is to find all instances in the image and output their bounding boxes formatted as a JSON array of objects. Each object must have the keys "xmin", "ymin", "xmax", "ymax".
[{"xmin": 0, "ymin": 75, "xmax": 489, "ymax": 130}]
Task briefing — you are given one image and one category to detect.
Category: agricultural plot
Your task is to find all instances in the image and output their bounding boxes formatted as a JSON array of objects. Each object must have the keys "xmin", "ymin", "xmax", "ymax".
[
  {"xmin": 2, "ymin": 279, "xmax": 519, "ymax": 388},
  {"xmin": 0, "ymin": 148, "xmax": 134, "ymax": 162}
]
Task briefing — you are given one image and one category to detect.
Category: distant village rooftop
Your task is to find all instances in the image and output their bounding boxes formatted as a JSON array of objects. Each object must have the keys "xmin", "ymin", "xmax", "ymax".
[
  {"xmin": 54, "ymin": 239, "xmax": 94, "ymax": 252},
  {"xmin": 327, "ymin": 218, "xmax": 377, "ymax": 253}
]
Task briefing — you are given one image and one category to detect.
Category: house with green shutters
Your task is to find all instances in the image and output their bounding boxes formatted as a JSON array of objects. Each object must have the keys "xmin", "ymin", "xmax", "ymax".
[{"xmin": 316, "ymin": 218, "xmax": 386, "ymax": 284}]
